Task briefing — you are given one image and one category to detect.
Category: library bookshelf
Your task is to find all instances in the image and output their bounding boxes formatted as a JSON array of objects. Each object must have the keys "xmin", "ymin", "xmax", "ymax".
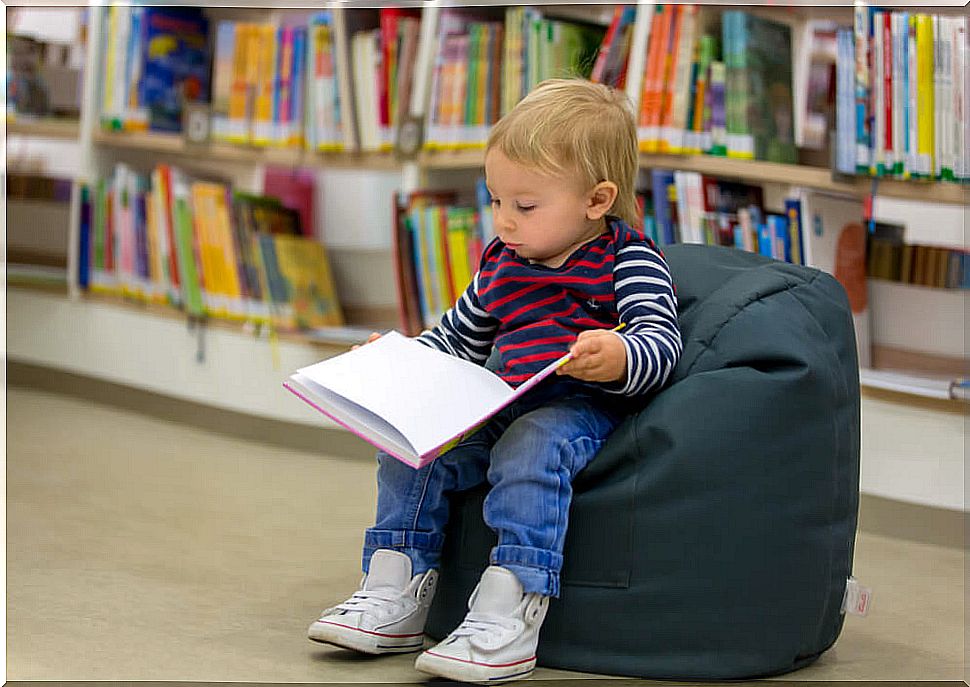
[{"xmin": 7, "ymin": 3, "xmax": 966, "ymax": 512}]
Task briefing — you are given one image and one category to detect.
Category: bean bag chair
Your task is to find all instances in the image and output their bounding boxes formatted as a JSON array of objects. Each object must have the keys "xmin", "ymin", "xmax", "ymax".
[{"xmin": 425, "ymin": 243, "xmax": 860, "ymax": 680}]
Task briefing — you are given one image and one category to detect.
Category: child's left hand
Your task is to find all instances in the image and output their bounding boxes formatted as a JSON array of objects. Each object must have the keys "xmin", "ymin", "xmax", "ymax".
[{"xmin": 556, "ymin": 329, "xmax": 627, "ymax": 383}]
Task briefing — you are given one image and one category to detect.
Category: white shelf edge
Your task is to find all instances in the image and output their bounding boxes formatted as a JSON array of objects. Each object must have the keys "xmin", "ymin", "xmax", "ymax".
[{"xmin": 860, "ymin": 368, "xmax": 967, "ymax": 402}]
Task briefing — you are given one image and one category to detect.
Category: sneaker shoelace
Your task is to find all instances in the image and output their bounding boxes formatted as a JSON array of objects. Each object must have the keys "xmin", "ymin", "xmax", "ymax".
[
  {"xmin": 331, "ymin": 590, "xmax": 410, "ymax": 619},
  {"xmin": 448, "ymin": 611, "xmax": 518, "ymax": 640}
]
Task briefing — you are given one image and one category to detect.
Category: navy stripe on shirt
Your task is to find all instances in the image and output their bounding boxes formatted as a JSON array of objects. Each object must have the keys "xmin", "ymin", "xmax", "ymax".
[{"xmin": 418, "ymin": 217, "xmax": 682, "ymax": 397}]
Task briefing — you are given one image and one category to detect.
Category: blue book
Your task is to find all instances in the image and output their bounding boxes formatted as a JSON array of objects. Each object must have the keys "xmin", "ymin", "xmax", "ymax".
[
  {"xmin": 475, "ymin": 176, "xmax": 495, "ymax": 243},
  {"xmin": 290, "ymin": 26, "xmax": 308, "ymax": 144},
  {"xmin": 409, "ymin": 209, "xmax": 432, "ymax": 328},
  {"xmin": 767, "ymin": 214, "xmax": 790, "ymax": 262},
  {"xmin": 138, "ymin": 7, "xmax": 210, "ymax": 133},
  {"xmin": 757, "ymin": 224, "xmax": 774, "ymax": 258},
  {"xmin": 853, "ymin": 5, "xmax": 873, "ymax": 174},
  {"xmin": 650, "ymin": 169, "xmax": 677, "ymax": 245},
  {"xmin": 78, "ymin": 184, "xmax": 91, "ymax": 289},
  {"xmin": 836, "ymin": 28, "xmax": 857, "ymax": 176},
  {"xmin": 733, "ymin": 225, "xmax": 746, "ymax": 250},
  {"xmin": 272, "ymin": 26, "xmax": 285, "ymax": 144}
]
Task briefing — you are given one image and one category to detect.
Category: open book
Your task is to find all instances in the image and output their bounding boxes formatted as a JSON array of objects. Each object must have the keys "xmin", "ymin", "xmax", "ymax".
[{"xmin": 284, "ymin": 331, "xmax": 571, "ymax": 469}]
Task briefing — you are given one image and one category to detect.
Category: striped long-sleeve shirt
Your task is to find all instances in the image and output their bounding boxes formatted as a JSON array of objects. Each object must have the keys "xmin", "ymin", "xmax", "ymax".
[{"xmin": 418, "ymin": 216, "xmax": 682, "ymax": 399}]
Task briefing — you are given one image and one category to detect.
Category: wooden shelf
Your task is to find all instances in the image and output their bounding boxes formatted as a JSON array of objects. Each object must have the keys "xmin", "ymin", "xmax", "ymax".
[
  {"xmin": 93, "ymin": 130, "xmax": 403, "ymax": 171},
  {"xmin": 7, "ymin": 117, "xmax": 80, "ymax": 139},
  {"xmin": 417, "ymin": 149, "xmax": 968, "ymax": 204}
]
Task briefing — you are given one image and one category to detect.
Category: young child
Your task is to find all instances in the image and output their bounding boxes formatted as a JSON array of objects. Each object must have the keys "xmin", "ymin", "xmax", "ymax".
[{"xmin": 307, "ymin": 78, "xmax": 682, "ymax": 684}]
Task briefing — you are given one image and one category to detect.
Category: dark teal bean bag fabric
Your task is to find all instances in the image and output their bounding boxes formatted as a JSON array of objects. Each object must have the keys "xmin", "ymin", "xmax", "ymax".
[{"xmin": 425, "ymin": 244, "xmax": 861, "ymax": 680}]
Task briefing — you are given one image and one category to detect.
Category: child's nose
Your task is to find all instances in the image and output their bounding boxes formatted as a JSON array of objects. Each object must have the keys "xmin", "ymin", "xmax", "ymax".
[{"xmin": 495, "ymin": 207, "xmax": 514, "ymax": 233}]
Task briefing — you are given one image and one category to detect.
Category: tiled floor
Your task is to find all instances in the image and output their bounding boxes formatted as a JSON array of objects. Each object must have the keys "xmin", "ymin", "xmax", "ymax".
[{"xmin": 5, "ymin": 386, "xmax": 965, "ymax": 683}]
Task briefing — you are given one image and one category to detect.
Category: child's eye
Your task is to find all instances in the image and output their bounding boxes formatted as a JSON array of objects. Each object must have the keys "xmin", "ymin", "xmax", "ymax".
[
  {"xmin": 516, "ymin": 204, "xmax": 535, "ymax": 213},
  {"xmin": 491, "ymin": 199, "xmax": 500, "ymax": 208}
]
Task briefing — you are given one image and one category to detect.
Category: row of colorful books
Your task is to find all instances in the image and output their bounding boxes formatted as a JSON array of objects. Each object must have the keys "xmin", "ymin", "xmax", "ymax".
[
  {"xmin": 211, "ymin": 8, "xmax": 422, "ymax": 152},
  {"xmin": 645, "ymin": 169, "xmax": 806, "ymax": 264},
  {"xmin": 99, "ymin": 6, "xmax": 422, "ymax": 153},
  {"xmin": 425, "ymin": 6, "xmax": 607, "ymax": 150},
  {"xmin": 638, "ymin": 6, "xmax": 798, "ymax": 163},
  {"xmin": 100, "ymin": 6, "xmax": 210, "ymax": 133},
  {"xmin": 867, "ymin": 235, "xmax": 970, "ymax": 290},
  {"xmin": 392, "ymin": 185, "xmax": 493, "ymax": 335},
  {"xmin": 847, "ymin": 9, "xmax": 968, "ymax": 182},
  {"xmin": 77, "ymin": 163, "xmax": 344, "ymax": 331}
]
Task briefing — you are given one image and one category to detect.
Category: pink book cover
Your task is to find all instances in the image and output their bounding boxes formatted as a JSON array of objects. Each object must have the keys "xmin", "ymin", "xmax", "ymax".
[
  {"xmin": 263, "ymin": 166, "xmax": 315, "ymax": 237},
  {"xmin": 281, "ymin": 330, "xmax": 590, "ymax": 469}
]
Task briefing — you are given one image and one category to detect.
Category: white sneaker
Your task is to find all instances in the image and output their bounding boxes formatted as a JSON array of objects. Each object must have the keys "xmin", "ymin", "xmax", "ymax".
[
  {"xmin": 414, "ymin": 566, "xmax": 549, "ymax": 684},
  {"xmin": 307, "ymin": 549, "xmax": 437, "ymax": 654}
]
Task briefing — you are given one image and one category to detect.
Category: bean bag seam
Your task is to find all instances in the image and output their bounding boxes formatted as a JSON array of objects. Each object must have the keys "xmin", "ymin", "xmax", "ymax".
[{"xmin": 682, "ymin": 268, "xmax": 824, "ymax": 378}]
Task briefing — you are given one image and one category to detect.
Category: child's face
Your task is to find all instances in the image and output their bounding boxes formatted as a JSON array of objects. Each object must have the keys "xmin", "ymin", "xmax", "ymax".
[{"xmin": 485, "ymin": 150, "xmax": 606, "ymax": 269}]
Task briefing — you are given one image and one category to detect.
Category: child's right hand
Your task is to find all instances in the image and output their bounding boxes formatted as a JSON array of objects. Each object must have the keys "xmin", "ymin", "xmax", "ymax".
[{"xmin": 351, "ymin": 332, "xmax": 382, "ymax": 351}]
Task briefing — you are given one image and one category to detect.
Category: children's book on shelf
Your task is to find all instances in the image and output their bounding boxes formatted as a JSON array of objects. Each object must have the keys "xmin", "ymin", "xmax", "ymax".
[
  {"xmin": 722, "ymin": 10, "xmax": 796, "ymax": 163},
  {"xmin": 100, "ymin": 6, "xmax": 210, "ymax": 132},
  {"xmin": 284, "ymin": 330, "xmax": 573, "ymax": 468},
  {"xmin": 263, "ymin": 167, "xmax": 316, "ymax": 238},
  {"xmin": 790, "ymin": 189, "xmax": 870, "ymax": 368},
  {"xmin": 257, "ymin": 233, "xmax": 344, "ymax": 330},
  {"xmin": 391, "ymin": 189, "xmax": 487, "ymax": 335},
  {"xmin": 843, "ymin": 8, "xmax": 968, "ymax": 183}
]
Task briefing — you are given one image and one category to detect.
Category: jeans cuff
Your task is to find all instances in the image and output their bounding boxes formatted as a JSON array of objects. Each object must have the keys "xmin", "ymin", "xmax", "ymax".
[
  {"xmin": 363, "ymin": 528, "xmax": 445, "ymax": 575},
  {"xmin": 490, "ymin": 544, "xmax": 562, "ymax": 597}
]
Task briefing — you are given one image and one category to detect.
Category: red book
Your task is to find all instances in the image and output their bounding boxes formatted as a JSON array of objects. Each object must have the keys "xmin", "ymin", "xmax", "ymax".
[
  {"xmin": 591, "ymin": 6, "xmax": 624, "ymax": 83},
  {"xmin": 883, "ymin": 12, "xmax": 893, "ymax": 161},
  {"xmin": 380, "ymin": 8, "xmax": 420, "ymax": 132},
  {"xmin": 158, "ymin": 165, "xmax": 180, "ymax": 288}
]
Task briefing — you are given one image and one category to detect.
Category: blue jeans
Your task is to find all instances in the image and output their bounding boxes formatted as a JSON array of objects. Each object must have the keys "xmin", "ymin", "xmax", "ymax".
[{"xmin": 362, "ymin": 388, "xmax": 622, "ymax": 597}]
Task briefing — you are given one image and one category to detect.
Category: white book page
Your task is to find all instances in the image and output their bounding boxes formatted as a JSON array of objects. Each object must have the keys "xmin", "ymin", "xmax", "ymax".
[
  {"xmin": 296, "ymin": 332, "xmax": 514, "ymax": 457},
  {"xmin": 287, "ymin": 374, "xmax": 417, "ymax": 462}
]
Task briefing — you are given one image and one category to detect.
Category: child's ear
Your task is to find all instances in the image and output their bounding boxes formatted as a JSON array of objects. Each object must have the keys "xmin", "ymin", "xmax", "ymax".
[{"xmin": 586, "ymin": 181, "xmax": 618, "ymax": 220}]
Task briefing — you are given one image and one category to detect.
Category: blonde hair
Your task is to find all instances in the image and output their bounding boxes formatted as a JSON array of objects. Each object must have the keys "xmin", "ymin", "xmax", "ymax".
[{"xmin": 486, "ymin": 78, "xmax": 639, "ymax": 224}]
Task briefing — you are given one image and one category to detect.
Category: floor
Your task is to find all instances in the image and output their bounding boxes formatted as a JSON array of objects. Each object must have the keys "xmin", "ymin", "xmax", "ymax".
[{"xmin": 5, "ymin": 386, "xmax": 966, "ymax": 683}]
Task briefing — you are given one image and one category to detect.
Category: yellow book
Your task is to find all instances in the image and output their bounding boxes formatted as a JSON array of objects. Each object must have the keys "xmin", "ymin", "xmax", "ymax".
[
  {"xmin": 191, "ymin": 182, "xmax": 245, "ymax": 320},
  {"xmin": 226, "ymin": 23, "xmax": 255, "ymax": 143},
  {"xmin": 446, "ymin": 209, "xmax": 474, "ymax": 298},
  {"xmin": 144, "ymin": 192, "xmax": 166, "ymax": 304},
  {"xmin": 252, "ymin": 24, "xmax": 278, "ymax": 146},
  {"xmin": 915, "ymin": 14, "xmax": 935, "ymax": 178},
  {"xmin": 267, "ymin": 235, "xmax": 345, "ymax": 329},
  {"xmin": 103, "ymin": 7, "xmax": 119, "ymax": 122}
]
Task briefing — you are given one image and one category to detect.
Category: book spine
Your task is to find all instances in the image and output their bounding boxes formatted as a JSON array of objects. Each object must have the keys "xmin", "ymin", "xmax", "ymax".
[
  {"xmin": 277, "ymin": 26, "xmax": 294, "ymax": 147},
  {"xmin": 78, "ymin": 184, "xmax": 91, "ymax": 290},
  {"xmin": 666, "ymin": 5, "xmax": 697, "ymax": 154},
  {"xmin": 906, "ymin": 15, "xmax": 919, "ymax": 178},
  {"xmin": 915, "ymin": 14, "xmax": 934, "ymax": 179},
  {"xmin": 290, "ymin": 26, "xmax": 307, "ymax": 147},
  {"xmin": 872, "ymin": 11, "xmax": 885, "ymax": 175},
  {"xmin": 881, "ymin": 11, "xmax": 894, "ymax": 176},
  {"xmin": 892, "ymin": 12, "xmax": 906, "ymax": 177},
  {"xmin": 939, "ymin": 16, "xmax": 955, "ymax": 181},
  {"xmin": 638, "ymin": 4, "xmax": 670, "ymax": 152},
  {"xmin": 956, "ymin": 16, "xmax": 969, "ymax": 182},
  {"xmin": 591, "ymin": 6, "xmax": 623, "ymax": 84},
  {"xmin": 784, "ymin": 198, "xmax": 804, "ymax": 266},
  {"xmin": 707, "ymin": 61, "xmax": 727, "ymax": 156},
  {"xmin": 854, "ymin": 4, "xmax": 872, "ymax": 174}
]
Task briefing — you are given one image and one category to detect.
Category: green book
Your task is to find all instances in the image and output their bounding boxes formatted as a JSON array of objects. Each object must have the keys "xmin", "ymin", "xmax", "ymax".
[
  {"xmin": 723, "ymin": 11, "xmax": 797, "ymax": 163},
  {"xmin": 170, "ymin": 173, "xmax": 205, "ymax": 317}
]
